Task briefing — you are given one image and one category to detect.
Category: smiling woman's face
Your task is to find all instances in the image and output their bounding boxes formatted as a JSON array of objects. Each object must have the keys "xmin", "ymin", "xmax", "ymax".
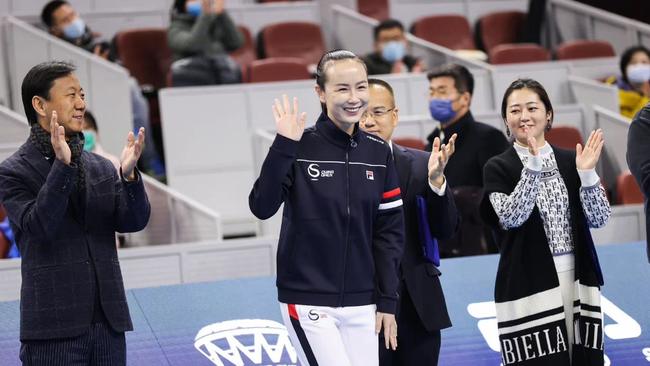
[
  {"xmin": 505, "ymin": 88, "xmax": 551, "ymax": 145},
  {"xmin": 317, "ymin": 59, "xmax": 369, "ymax": 132}
]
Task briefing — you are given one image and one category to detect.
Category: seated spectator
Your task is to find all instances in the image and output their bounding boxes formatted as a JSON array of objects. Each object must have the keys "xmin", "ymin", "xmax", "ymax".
[
  {"xmin": 168, "ymin": 0, "xmax": 245, "ymax": 86},
  {"xmin": 41, "ymin": 0, "xmax": 164, "ymax": 176},
  {"xmin": 83, "ymin": 110, "xmax": 121, "ymax": 171},
  {"xmin": 606, "ymin": 45, "xmax": 650, "ymax": 119},
  {"xmin": 41, "ymin": 0, "xmax": 112, "ymax": 59},
  {"xmin": 362, "ymin": 19, "xmax": 424, "ymax": 75}
]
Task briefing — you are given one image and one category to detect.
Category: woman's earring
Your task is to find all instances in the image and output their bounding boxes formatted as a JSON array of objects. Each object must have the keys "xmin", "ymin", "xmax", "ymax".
[{"xmin": 506, "ymin": 127, "xmax": 510, "ymax": 137}]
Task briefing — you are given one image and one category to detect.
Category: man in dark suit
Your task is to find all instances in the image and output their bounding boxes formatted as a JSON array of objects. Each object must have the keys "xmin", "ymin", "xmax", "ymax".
[
  {"xmin": 360, "ymin": 78, "xmax": 459, "ymax": 365},
  {"xmin": 425, "ymin": 63, "xmax": 510, "ymax": 257},
  {"xmin": 627, "ymin": 102, "xmax": 650, "ymax": 262},
  {"xmin": 0, "ymin": 61, "xmax": 150, "ymax": 365}
]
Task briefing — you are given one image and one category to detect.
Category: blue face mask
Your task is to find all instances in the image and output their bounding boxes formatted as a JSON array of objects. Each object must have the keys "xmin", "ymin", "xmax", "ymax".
[
  {"xmin": 83, "ymin": 130, "xmax": 96, "ymax": 152},
  {"xmin": 381, "ymin": 41, "xmax": 406, "ymax": 63},
  {"xmin": 187, "ymin": 2, "xmax": 202, "ymax": 17},
  {"xmin": 62, "ymin": 17, "xmax": 85, "ymax": 40},
  {"xmin": 429, "ymin": 98, "xmax": 456, "ymax": 124}
]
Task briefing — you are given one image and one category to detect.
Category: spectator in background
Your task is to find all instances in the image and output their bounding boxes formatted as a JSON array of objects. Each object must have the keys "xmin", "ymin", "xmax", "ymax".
[
  {"xmin": 627, "ymin": 102, "xmax": 650, "ymax": 262},
  {"xmin": 425, "ymin": 63, "xmax": 509, "ymax": 257},
  {"xmin": 362, "ymin": 19, "xmax": 424, "ymax": 75},
  {"xmin": 83, "ymin": 110, "xmax": 121, "ymax": 171},
  {"xmin": 168, "ymin": 0, "xmax": 244, "ymax": 86},
  {"xmin": 41, "ymin": 0, "xmax": 164, "ymax": 177},
  {"xmin": 41, "ymin": 0, "xmax": 112, "ymax": 59},
  {"xmin": 606, "ymin": 45, "xmax": 650, "ymax": 119}
]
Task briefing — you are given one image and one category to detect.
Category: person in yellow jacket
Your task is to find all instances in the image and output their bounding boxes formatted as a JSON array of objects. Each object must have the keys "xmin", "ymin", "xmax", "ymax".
[{"xmin": 606, "ymin": 45, "xmax": 650, "ymax": 119}]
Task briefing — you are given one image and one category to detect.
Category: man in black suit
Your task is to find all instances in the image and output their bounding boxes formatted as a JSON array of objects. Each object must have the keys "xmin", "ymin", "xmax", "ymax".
[
  {"xmin": 425, "ymin": 63, "xmax": 509, "ymax": 257},
  {"xmin": 360, "ymin": 78, "xmax": 459, "ymax": 365},
  {"xmin": 0, "ymin": 61, "xmax": 150, "ymax": 365}
]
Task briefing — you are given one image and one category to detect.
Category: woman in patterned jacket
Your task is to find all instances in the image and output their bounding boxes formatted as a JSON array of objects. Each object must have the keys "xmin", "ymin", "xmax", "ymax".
[{"xmin": 481, "ymin": 78, "xmax": 610, "ymax": 366}]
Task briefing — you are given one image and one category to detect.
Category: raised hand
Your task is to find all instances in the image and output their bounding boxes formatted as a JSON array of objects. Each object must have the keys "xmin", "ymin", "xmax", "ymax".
[
  {"xmin": 120, "ymin": 127, "xmax": 145, "ymax": 180},
  {"xmin": 523, "ymin": 127, "xmax": 539, "ymax": 156},
  {"xmin": 428, "ymin": 133, "xmax": 457, "ymax": 188},
  {"xmin": 272, "ymin": 95, "xmax": 306, "ymax": 141},
  {"xmin": 576, "ymin": 129, "xmax": 604, "ymax": 170},
  {"xmin": 376, "ymin": 312, "xmax": 398, "ymax": 351},
  {"xmin": 50, "ymin": 111, "xmax": 71, "ymax": 165}
]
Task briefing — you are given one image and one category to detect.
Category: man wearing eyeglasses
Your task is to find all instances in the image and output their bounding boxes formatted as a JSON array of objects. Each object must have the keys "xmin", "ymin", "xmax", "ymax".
[{"xmin": 360, "ymin": 78, "xmax": 459, "ymax": 366}]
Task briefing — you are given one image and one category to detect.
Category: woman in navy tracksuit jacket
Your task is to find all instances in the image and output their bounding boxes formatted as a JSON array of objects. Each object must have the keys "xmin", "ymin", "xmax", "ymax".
[{"xmin": 249, "ymin": 50, "xmax": 405, "ymax": 366}]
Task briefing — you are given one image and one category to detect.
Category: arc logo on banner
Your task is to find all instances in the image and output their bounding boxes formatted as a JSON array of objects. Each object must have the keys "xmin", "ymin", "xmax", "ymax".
[
  {"xmin": 467, "ymin": 295, "xmax": 642, "ymax": 365},
  {"xmin": 194, "ymin": 319, "xmax": 299, "ymax": 366}
]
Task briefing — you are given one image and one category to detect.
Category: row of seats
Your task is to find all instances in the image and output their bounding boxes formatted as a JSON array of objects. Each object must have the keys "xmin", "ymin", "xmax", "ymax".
[
  {"xmin": 410, "ymin": 12, "xmax": 616, "ymax": 64},
  {"xmin": 394, "ymin": 127, "xmax": 644, "ymax": 205},
  {"xmin": 116, "ymin": 21, "xmax": 324, "ymax": 89}
]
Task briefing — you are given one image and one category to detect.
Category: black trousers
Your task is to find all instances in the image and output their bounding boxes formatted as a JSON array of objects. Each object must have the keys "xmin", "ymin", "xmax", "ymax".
[
  {"xmin": 20, "ymin": 322, "xmax": 126, "ymax": 366},
  {"xmin": 380, "ymin": 285, "xmax": 442, "ymax": 366}
]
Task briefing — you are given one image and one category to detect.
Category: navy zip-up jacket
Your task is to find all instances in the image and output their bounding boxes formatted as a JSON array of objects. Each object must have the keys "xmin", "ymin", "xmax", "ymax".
[{"xmin": 249, "ymin": 114, "xmax": 405, "ymax": 314}]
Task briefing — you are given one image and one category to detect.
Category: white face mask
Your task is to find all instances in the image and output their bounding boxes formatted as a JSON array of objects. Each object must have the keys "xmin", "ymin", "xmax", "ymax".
[{"xmin": 626, "ymin": 64, "xmax": 650, "ymax": 83}]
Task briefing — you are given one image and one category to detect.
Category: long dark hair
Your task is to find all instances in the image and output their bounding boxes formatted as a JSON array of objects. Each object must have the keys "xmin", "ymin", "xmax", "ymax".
[
  {"xmin": 315, "ymin": 49, "xmax": 367, "ymax": 114},
  {"xmin": 501, "ymin": 78, "xmax": 554, "ymax": 133}
]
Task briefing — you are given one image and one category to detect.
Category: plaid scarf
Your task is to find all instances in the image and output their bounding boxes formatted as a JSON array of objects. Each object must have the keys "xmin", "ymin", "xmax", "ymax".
[{"xmin": 29, "ymin": 124, "xmax": 86, "ymax": 191}]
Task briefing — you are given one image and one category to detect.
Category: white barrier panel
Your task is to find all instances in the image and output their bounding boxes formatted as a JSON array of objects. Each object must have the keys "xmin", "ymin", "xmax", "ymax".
[
  {"xmin": 0, "ymin": 236, "xmax": 279, "ymax": 301},
  {"xmin": 252, "ymin": 129, "xmax": 283, "ymax": 237},
  {"xmin": 594, "ymin": 105, "xmax": 631, "ymax": 190},
  {"xmin": 388, "ymin": 0, "xmax": 529, "ymax": 33},
  {"xmin": 567, "ymin": 57, "xmax": 618, "ymax": 80},
  {"xmin": 549, "ymin": 0, "xmax": 650, "ymax": 54},
  {"xmin": 125, "ymin": 175, "xmax": 223, "ymax": 247},
  {"xmin": 5, "ymin": 17, "xmax": 132, "ymax": 157},
  {"xmin": 0, "ymin": 22, "xmax": 10, "ymax": 108},
  {"xmin": 0, "ymin": 104, "xmax": 28, "ymax": 144},
  {"xmin": 568, "ymin": 74, "xmax": 618, "ymax": 133},
  {"xmin": 591, "ymin": 204, "xmax": 647, "ymax": 246}
]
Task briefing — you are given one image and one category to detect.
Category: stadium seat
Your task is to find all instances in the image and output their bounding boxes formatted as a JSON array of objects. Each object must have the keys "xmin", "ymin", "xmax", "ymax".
[
  {"xmin": 476, "ymin": 11, "xmax": 525, "ymax": 53},
  {"xmin": 393, "ymin": 137, "xmax": 426, "ymax": 151},
  {"xmin": 230, "ymin": 26, "xmax": 256, "ymax": 82},
  {"xmin": 545, "ymin": 126, "xmax": 583, "ymax": 150},
  {"xmin": 115, "ymin": 28, "xmax": 172, "ymax": 90},
  {"xmin": 411, "ymin": 15, "xmax": 475, "ymax": 50},
  {"xmin": 258, "ymin": 22, "xmax": 325, "ymax": 65},
  {"xmin": 616, "ymin": 171, "xmax": 644, "ymax": 204},
  {"xmin": 489, "ymin": 43, "xmax": 551, "ymax": 64},
  {"xmin": 248, "ymin": 57, "xmax": 311, "ymax": 83},
  {"xmin": 555, "ymin": 40, "xmax": 616, "ymax": 60},
  {"xmin": 358, "ymin": 0, "xmax": 389, "ymax": 21}
]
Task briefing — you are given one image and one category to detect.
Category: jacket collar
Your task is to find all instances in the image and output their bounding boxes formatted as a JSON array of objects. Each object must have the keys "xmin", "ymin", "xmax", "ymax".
[
  {"xmin": 20, "ymin": 140, "xmax": 53, "ymax": 181},
  {"xmin": 427, "ymin": 110, "xmax": 475, "ymax": 144},
  {"xmin": 315, "ymin": 113, "xmax": 360, "ymax": 149}
]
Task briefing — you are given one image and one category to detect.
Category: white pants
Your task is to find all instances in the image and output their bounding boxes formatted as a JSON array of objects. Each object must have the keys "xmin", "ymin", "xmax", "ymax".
[{"xmin": 280, "ymin": 303, "xmax": 378, "ymax": 366}]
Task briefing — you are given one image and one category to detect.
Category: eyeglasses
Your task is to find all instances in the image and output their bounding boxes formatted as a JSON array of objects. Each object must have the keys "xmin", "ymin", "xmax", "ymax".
[{"xmin": 360, "ymin": 108, "xmax": 395, "ymax": 121}]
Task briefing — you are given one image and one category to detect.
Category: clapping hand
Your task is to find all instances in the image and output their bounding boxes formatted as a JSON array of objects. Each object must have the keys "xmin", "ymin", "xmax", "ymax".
[
  {"xmin": 120, "ymin": 127, "xmax": 145, "ymax": 181},
  {"xmin": 50, "ymin": 111, "xmax": 71, "ymax": 165},
  {"xmin": 428, "ymin": 133, "xmax": 457, "ymax": 188},
  {"xmin": 272, "ymin": 95, "xmax": 306, "ymax": 141},
  {"xmin": 576, "ymin": 129, "xmax": 604, "ymax": 170}
]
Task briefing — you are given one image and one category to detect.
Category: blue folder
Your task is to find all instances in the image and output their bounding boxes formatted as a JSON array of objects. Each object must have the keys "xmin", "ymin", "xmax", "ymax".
[{"xmin": 416, "ymin": 195, "xmax": 440, "ymax": 267}]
